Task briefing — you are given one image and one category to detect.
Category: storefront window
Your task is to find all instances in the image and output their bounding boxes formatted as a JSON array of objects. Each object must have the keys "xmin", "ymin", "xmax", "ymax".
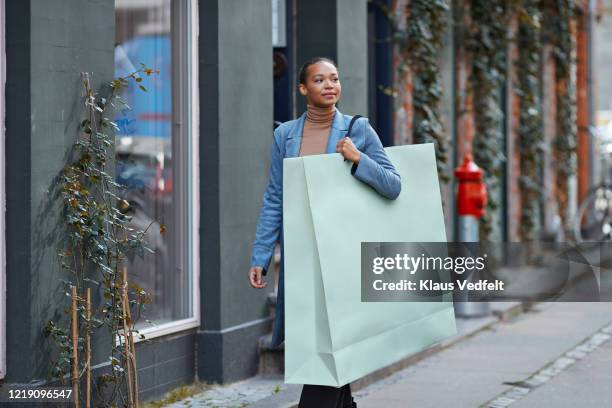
[
  {"xmin": 115, "ymin": 0, "xmax": 196, "ymax": 332},
  {"xmin": 593, "ymin": 0, "xmax": 612, "ymax": 185}
]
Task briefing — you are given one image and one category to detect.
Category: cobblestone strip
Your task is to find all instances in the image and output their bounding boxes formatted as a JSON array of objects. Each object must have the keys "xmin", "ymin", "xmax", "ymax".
[
  {"xmin": 483, "ymin": 322, "xmax": 612, "ymax": 408},
  {"xmin": 165, "ymin": 377, "xmax": 286, "ymax": 408}
]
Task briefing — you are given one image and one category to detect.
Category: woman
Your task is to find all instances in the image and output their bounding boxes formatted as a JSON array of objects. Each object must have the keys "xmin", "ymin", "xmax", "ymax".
[{"xmin": 248, "ymin": 57, "xmax": 401, "ymax": 408}]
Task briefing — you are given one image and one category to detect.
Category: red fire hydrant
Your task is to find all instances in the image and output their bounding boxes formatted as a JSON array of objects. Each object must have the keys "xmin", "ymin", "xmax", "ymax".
[
  {"xmin": 453, "ymin": 152, "xmax": 490, "ymax": 317},
  {"xmin": 454, "ymin": 152, "xmax": 487, "ymax": 219}
]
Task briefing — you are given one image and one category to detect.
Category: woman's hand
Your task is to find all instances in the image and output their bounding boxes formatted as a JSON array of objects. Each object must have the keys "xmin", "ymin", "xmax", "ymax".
[
  {"xmin": 248, "ymin": 266, "xmax": 267, "ymax": 289},
  {"xmin": 336, "ymin": 137, "xmax": 361, "ymax": 164}
]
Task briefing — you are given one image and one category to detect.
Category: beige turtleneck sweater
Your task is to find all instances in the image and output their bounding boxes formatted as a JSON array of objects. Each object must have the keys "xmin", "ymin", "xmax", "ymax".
[{"xmin": 299, "ymin": 104, "xmax": 336, "ymax": 157}]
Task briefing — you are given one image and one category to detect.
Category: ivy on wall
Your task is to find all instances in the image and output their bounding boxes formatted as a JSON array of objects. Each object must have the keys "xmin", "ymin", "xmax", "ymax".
[
  {"xmin": 543, "ymin": 0, "xmax": 577, "ymax": 238},
  {"xmin": 516, "ymin": 0, "xmax": 544, "ymax": 241},
  {"xmin": 371, "ymin": 0, "xmax": 577, "ymax": 243},
  {"xmin": 467, "ymin": 0, "xmax": 511, "ymax": 241},
  {"xmin": 370, "ymin": 0, "xmax": 451, "ymax": 183},
  {"xmin": 402, "ymin": 0, "xmax": 451, "ymax": 183}
]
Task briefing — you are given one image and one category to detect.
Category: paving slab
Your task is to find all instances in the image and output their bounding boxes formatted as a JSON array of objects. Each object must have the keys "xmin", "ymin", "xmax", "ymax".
[
  {"xmin": 355, "ymin": 302, "xmax": 612, "ymax": 408},
  {"xmin": 507, "ymin": 329, "xmax": 612, "ymax": 407}
]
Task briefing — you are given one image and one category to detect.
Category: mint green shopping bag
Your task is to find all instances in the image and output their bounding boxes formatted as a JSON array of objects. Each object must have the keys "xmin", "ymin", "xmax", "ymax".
[{"xmin": 283, "ymin": 143, "xmax": 457, "ymax": 387}]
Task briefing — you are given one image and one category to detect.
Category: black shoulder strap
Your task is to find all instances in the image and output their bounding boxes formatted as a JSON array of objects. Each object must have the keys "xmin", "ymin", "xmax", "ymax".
[{"xmin": 346, "ymin": 115, "xmax": 363, "ymax": 139}]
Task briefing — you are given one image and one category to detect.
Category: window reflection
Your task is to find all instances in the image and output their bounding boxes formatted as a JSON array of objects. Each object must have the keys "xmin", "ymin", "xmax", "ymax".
[
  {"xmin": 115, "ymin": 0, "xmax": 190, "ymax": 326},
  {"xmin": 594, "ymin": 1, "xmax": 612, "ymax": 180}
]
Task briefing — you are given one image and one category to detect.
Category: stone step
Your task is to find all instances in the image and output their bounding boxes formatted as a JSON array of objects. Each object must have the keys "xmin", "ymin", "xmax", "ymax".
[
  {"xmin": 258, "ymin": 333, "xmax": 284, "ymax": 376},
  {"xmin": 267, "ymin": 292, "xmax": 277, "ymax": 319}
]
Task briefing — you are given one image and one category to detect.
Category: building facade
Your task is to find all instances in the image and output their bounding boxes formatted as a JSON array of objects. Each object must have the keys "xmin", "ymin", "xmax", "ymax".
[
  {"xmin": 0, "ymin": 0, "xmax": 604, "ymax": 403},
  {"xmin": 0, "ymin": 0, "xmax": 370, "ymax": 402}
]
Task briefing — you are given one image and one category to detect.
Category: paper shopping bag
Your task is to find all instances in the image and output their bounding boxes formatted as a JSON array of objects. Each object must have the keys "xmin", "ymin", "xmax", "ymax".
[{"xmin": 283, "ymin": 143, "xmax": 457, "ymax": 387}]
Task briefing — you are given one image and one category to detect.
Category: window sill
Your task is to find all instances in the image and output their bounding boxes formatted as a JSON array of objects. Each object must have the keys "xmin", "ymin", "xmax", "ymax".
[{"xmin": 115, "ymin": 317, "xmax": 200, "ymax": 346}]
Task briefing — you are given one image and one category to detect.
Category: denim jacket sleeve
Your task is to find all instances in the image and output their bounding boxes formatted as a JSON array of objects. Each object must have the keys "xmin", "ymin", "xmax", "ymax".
[
  {"xmin": 250, "ymin": 129, "xmax": 283, "ymax": 273},
  {"xmin": 350, "ymin": 118, "xmax": 402, "ymax": 200}
]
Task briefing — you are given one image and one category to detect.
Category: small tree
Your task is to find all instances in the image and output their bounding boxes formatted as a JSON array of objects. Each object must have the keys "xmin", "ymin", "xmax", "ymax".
[{"xmin": 46, "ymin": 65, "xmax": 162, "ymax": 408}]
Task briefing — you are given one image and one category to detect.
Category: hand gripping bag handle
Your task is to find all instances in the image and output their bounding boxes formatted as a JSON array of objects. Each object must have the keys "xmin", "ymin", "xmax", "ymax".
[{"xmin": 343, "ymin": 115, "xmax": 363, "ymax": 162}]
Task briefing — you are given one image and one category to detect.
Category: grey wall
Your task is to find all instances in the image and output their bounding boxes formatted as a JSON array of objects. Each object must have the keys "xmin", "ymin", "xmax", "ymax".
[
  {"xmin": 5, "ymin": 0, "xmax": 115, "ymax": 382},
  {"xmin": 5, "ymin": 0, "xmax": 33, "ymax": 382},
  {"xmin": 336, "ymin": 0, "xmax": 368, "ymax": 116},
  {"xmin": 296, "ymin": 0, "xmax": 368, "ymax": 116},
  {"xmin": 198, "ymin": 0, "xmax": 274, "ymax": 382}
]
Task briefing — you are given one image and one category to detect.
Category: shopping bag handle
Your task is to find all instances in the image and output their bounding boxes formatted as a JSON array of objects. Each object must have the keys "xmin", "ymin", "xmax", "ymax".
[
  {"xmin": 343, "ymin": 115, "xmax": 363, "ymax": 162},
  {"xmin": 346, "ymin": 115, "xmax": 363, "ymax": 139}
]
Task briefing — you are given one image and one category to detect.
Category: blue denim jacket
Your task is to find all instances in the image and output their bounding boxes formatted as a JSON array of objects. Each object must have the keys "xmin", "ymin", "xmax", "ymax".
[{"xmin": 251, "ymin": 109, "xmax": 401, "ymax": 347}]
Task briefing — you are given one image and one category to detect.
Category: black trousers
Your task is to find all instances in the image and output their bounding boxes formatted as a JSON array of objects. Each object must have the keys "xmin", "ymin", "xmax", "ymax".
[{"xmin": 298, "ymin": 384, "xmax": 354, "ymax": 408}]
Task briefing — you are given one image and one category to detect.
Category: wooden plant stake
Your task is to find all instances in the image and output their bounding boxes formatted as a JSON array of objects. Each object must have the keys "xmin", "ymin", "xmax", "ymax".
[
  {"xmin": 121, "ymin": 267, "xmax": 134, "ymax": 407},
  {"xmin": 71, "ymin": 286, "xmax": 80, "ymax": 408},
  {"xmin": 85, "ymin": 288, "xmax": 92, "ymax": 408},
  {"xmin": 124, "ymin": 266, "xmax": 139, "ymax": 407}
]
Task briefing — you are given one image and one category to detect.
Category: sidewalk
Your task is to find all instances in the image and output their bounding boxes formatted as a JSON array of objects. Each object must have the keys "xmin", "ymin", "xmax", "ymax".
[
  {"xmin": 355, "ymin": 302, "xmax": 612, "ymax": 407},
  {"xmin": 159, "ymin": 302, "xmax": 522, "ymax": 408},
  {"xmin": 156, "ymin": 301, "xmax": 612, "ymax": 408},
  {"xmin": 159, "ymin": 301, "xmax": 612, "ymax": 408}
]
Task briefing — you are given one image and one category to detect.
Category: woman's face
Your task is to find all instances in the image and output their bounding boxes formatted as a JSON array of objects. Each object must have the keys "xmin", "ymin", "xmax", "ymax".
[{"xmin": 299, "ymin": 61, "xmax": 341, "ymax": 108}]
